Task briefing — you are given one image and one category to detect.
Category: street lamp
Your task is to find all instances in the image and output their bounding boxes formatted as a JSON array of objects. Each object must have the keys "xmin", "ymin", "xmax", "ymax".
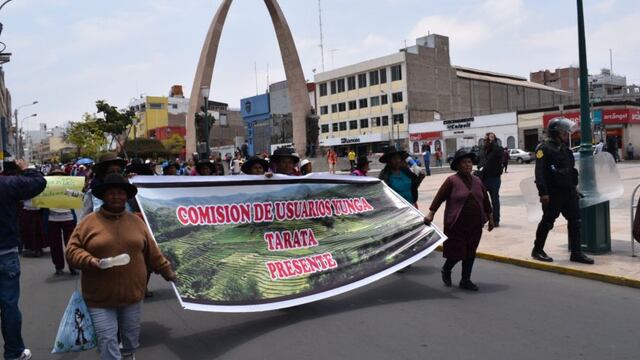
[
  {"xmin": 200, "ymin": 86, "xmax": 210, "ymax": 159},
  {"xmin": 13, "ymin": 100, "xmax": 38, "ymax": 155},
  {"xmin": 18, "ymin": 113, "xmax": 36, "ymax": 158}
]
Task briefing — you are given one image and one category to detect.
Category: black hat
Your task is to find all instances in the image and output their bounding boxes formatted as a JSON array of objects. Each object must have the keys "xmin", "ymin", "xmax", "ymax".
[
  {"xmin": 125, "ymin": 158, "xmax": 154, "ymax": 176},
  {"xmin": 379, "ymin": 145, "xmax": 408, "ymax": 163},
  {"xmin": 271, "ymin": 147, "xmax": 300, "ymax": 163},
  {"xmin": 162, "ymin": 161, "xmax": 180, "ymax": 175},
  {"xmin": 94, "ymin": 153, "xmax": 127, "ymax": 177},
  {"xmin": 450, "ymin": 148, "xmax": 477, "ymax": 171},
  {"xmin": 356, "ymin": 155, "xmax": 371, "ymax": 168},
  {"xmin": 241, "ymin": 156, "xmax": 269, "ymax": 174},
  {"xmin": 48, "ymin": 168, "xmax": 67, "ymax": 176},
  {"xmin": 92, "ymin": 173, "xmax": 137, "ymax": 200},
  {"xmin": 195, "ymin": 160, "xmax": 215, "ymax": 174}
]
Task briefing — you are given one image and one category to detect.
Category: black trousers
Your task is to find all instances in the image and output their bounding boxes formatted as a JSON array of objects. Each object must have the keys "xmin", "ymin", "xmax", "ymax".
[
  {"xmin": 534, "ymin": 189, "xmax": 581, "ymax": 252},
  {"xmin": 443, "ymin": 258, "xmax": 475, "ymax": 281}
]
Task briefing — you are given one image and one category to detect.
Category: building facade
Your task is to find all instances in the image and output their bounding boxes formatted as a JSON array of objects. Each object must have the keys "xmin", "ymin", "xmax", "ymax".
[
  {"xmin": 129, "ymin": 85, "xmax": 189, "ymax": 141},
  {"xmin": 315, "ymin": 34, "xmax": 568, "ymax": 156}
]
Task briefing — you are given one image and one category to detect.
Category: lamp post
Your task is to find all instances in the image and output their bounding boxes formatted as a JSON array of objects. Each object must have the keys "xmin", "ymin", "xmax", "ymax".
[
  {"xmin": 576, "ymin": 0, "xmax": 611, "ymax": 253},
  {"xmin": 18, "ymin": 113, "xmax": 36, "ymax": 158},
  {"xmin": 13, "ymin": 100, "xmax": 38, "ymax": 156},
  {"xmin": 200, "ymin": 86, "xmax": 211, "ymax": 159}
]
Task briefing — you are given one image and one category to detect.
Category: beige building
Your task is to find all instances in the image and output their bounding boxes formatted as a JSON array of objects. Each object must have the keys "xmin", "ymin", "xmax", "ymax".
[{"xmin": 315, "ymin": 34, "xmax": 568, "ymax": 155}]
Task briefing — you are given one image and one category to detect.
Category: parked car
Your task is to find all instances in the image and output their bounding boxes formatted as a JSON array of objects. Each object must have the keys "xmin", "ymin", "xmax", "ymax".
[
  {"xmin": 509, "ymin": 148, "xmax": 533, "ymax": 164},
  {"xmin": 446, "ymin": 146, "xmax": 480, "ymax": 165},
  {"xmin": 571, "ymin": 146, "xmax": 595, "ymax": 161}
]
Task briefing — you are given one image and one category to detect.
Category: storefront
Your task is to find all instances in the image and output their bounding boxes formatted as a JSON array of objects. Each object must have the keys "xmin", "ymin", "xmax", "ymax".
[
  {"xmin": 409, "ymin": 112, "xmax": 518, "ymax": 158},
  {"xmin": 319, "ymin": 133, "xmax": 392, "ymax": 156}
]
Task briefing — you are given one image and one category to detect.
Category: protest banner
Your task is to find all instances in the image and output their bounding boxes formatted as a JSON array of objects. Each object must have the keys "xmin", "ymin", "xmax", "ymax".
[
  {"xmin": 131, "ymin": 174, "xmax": 446, "ymax": 312},
  {"xmin": 31, "ymin": 176, "xmax": 85, "ymax": 209}
]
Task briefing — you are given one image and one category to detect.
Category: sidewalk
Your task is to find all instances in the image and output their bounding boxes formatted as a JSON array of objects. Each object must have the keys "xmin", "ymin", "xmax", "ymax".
[{"xmin": 415, "ymin": 162, "xmax": 640, "ymax": 289}]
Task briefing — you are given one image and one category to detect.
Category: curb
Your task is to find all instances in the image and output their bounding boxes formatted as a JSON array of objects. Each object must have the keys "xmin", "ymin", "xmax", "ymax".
[{"xmin": 434, "ymin": 247, "xmax": 640, "ymax": 289}]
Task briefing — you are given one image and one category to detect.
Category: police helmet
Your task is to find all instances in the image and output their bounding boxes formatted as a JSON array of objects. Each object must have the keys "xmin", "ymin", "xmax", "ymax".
[{"xmin": 547, "ymin": 117, "xmax": 577, "ymax": 137}]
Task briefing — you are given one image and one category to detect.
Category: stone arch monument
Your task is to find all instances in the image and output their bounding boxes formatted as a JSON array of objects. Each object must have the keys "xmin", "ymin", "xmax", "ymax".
[{"xmin": 186, "ymin": 0, "xmax": 312, "ymax": 159}]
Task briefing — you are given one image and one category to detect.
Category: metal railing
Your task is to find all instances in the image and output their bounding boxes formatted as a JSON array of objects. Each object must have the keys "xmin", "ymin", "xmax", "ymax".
[{"xmin": 631, "ymin": 183, "xmax": 640, "ymax": 257}]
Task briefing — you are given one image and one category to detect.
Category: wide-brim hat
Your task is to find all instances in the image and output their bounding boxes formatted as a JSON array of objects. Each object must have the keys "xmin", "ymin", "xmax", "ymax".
[
  {"xmin": 379, "ymin": 146, "xmax": 408, "ymax": 163},
  {"xmin": 241, "ymin": 157, "xmax": 270, "ymax": 174},
  {"xmin": 356, "ymin": 155, "xmax": 371, "ymax": 167},
  {"xmin": 125, "ymin": 162, "xmax": 154, "ymax": 176},
  {"xmin": 270, "ymin": 147, "xmax": 300, "ymax": 164},
  {"xmin": 450, "ymin": 149, "xmax": 477, "ymax": 171},
  {"xmin": 94, "ymin": 153, "xmax": 127, "ymax": 176},
  {"xmin": 195, "ymin": 160, "xmax": 216, "ymax": 173},
  {"xmin": 92, "ymin": 173, "xmax": 137, "ymax": 200}
]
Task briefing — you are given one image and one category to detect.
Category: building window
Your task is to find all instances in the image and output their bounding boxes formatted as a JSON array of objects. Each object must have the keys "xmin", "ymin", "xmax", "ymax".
[
  {"xmin": 149, "ymin": 103, "xmax": 163, "ymax": 109},
  {"xmin": 372, "ymin": 117, "xmax": 381, "ymax": 127},
  {"xmin": 380, "ymin": 68, "xmax": 387, "ymax": 83},
  {"xmin": 358, "ymin": 73, "xmax": 367, "ymax": 88},
  {"xmin": 349, "ymin": 120, "xmax": 358, "ymax": 130},
  {"xmin": 393, "ymin": 114, "xmax": 404, "ymax": 124},
  {"xmin": 337, "ymin": 78, "xmax": 346, "ymax": 93},
  {"xmin": 391, "ymin": 64, "xmax": 402, "ymax": 81},
  {"xmin": 382, "ymin": 116, "xmax": 389, "ymax": 126},
  {"xmin": 370, "ymin": 96, "xmax": 380, "ymax": 107},
  {"xmin": 331, "ymin": 104, "xmax": 338, "ymax": 113},
  {"xmin": 338, "ymin": 102, "xmax": 346, "ymax": 112},
  {"xmin": 359, "ymin": 98, "xmax": 368, "ymax": 108},
  {"xmin": 392, "ymin": 92, "xmax": 403, "ymax": 103},
  {"xmin": 369, "ymin": 70, "xmax": 379, "ymax": 86},
  {"xmin": 381, "ymin": 94, "xmax": 388, "ymax": 105},
  {"xmin": 320, "ymin": 106, "xmax": 328, "ymax": 115},
  {"xmin": 347, "ymin": 76, "xmax": 356, "ymax": 90},
  {"xmin": 321, "ymin": 124, "xmax": 329, "ymax": 133},
  {"xmin": 360, "ymin": 118, "xmax": 369, "ymax": 128},
  {"xmin": 330, "ymin": 80, "xmax": 337, "ymax": 94},
  {"xmin": 319, "ymin": 83, "xmax": 328, "ymax": 96},
  {"xmin": 332, "ymin": 123, "xmax": 339, "ymax": 132},
  {"xmin": 348, "ymin": 100, "xmax": 357, "ymax": 110},
  {"xmin": 339, "ymin": 122, "xmax": 347, "ymax": 131}
]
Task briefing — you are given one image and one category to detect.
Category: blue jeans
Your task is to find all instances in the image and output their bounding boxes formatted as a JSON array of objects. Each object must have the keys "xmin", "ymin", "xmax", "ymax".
[
  {"xmin": 483, "ymin": 176, "xmax": 501, "ymax": 224},
  {"xmin": 0, "ymin": 252, "xmax": 25, "ymax": 360},
  {"xmin": 89, "ymin": 302, "xmax": 142, "ymax": 360}
]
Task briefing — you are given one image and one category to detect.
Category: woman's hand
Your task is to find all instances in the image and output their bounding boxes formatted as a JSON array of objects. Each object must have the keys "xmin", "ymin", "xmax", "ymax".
[
  {"xmin": 488, "ymin": 217, "xmax": 495, "ymax": 232},
  {"xmin": 424, "ymin": 211, "xmax": 435, "ymax": 225},
  {"xmin": 88, "ymin": 258, "xmax": 101, "ymax": 270},
  {"xmin": 265, "ymin": 172, "xmax": 273, "ymax": 178},
  {"xmin": 165, "ymin": 271, "xmax": 177, "ymax": 282}
]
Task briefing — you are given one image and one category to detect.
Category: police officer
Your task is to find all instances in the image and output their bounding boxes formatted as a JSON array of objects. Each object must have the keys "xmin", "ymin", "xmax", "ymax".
[{"xmin": 531, "ymin": 118, "xmax": 594, "ymax": 264}]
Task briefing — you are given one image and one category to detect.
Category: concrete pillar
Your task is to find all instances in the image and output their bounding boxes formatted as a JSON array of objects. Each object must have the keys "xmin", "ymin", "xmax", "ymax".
[{"xmin": 186, "ymin": 0, "xmax": 311, "ymax": 159}]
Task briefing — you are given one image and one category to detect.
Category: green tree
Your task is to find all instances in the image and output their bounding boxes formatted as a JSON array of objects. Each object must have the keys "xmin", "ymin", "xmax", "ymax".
[
  {"xmin": 162, "ymin": 134, "xmax": 186, "ymax": 157},
  {"xmin": 64, "ymin": 114, "xmax": 107, "ymax": 158},
  {"xmin": 95, "ymin": 100, "xmax": 136, "ymax": 158}
]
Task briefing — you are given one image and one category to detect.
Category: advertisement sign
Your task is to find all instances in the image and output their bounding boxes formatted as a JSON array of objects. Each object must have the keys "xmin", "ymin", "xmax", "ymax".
[
  {"xmin": 132, "ymin": 174, "xmax": 445, "ymax": 312},
  {"xmin": 31, "ymin": 176, "xmax": 85, "ymax": 209}
]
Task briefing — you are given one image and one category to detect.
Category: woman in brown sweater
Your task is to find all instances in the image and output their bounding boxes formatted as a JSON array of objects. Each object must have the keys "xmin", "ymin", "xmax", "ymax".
[
  {"xmin": 66, "ymin": 173, "xmax": 176, "ymax": 360},
  {"xmin": 424, "ymin": 149, "xmax": 494, "ymax": 291}
]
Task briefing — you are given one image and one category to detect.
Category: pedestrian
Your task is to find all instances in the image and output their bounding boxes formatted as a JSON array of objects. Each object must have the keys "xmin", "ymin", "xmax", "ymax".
[
  {"xmin": 502, "ymin": 147, "xmax": 510, "ymax": 173},
  {"xmin": 45, "ymin": 169, "xmax": 78, "ymax": 276},
  {"xmin": 422, "ymin": 146, "xmax": 431, "ymax": 176},
  {"xmin": 435, "ymin": 148, "xmax": 443, "ymax": 167},
  {"xmin": 241, "ymin": 140, "xmax": 249, "ymax": 159},
  {"xmin": 348, "ymin": 149, "xmax": 356, "ymax": 172},
  {"xmin": 351, "ymin": 155, "xmax": 371, "ymax": 176},
  {"xmin": 424, "ymin": 148, "xmax": 494, "ymax": 291},
  {"xmin": 231, "ymin": 152, "xmax": 243, "ymax": 175},
  {"xmin": 478, "ymin": 132, "xmax": 503, "ymax": 227},
  {"xmin": 270, "ymin": 147, "xmax": 300, "ymax": 176},
  {"xmin": 531, "ymin": 118, "xmax": 594, "ymax": 264},
  {"xmin": 594, "ymin": 140, "xmax": 604, "ymax": 154},
  {"xmin": 162, "ymin": 162, "xmax": 179, "ymax": 176},
  {"xmin": 241, "ymin": 156, "xmax": 270, "ymax": 175},
  {"xmin": 18, "ymin": 198, "xmax": 46, "ymax": 257},
  {"xmin": 300, "ymin": 159, "xmax": 313, "ymax": 175},
  {"xmin": 327, "ymin": 148, "xmax": 337, "ymax": 174},
  {"xmin": 195, "ymin": 160, "xmax": 215, "ymax": 176},
  {"xmin": 80, "ymin": 153, "xmax": 127, "ymax": 220},
  {"xmin": 379, "ymin": 146, "xmax": 424, "ymax": 208},
  {"xmin": 626, "ymin": 142, "xmax": 634, "ymax": 160},
  {"xmin": 0, "ymin": 158, "xmax": 47, "ymax": 360},
  {"xmin": 66, "ymin": 173, "xmax": 176, "ymax": 360},
  {"xmin": 607, "ymin": 137, "xmax": 619, "ymax": 162}
]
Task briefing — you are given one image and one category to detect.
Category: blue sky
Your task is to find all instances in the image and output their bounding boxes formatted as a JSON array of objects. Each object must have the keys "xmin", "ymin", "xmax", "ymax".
[{"xmin": 2, "ymin": 0, "xmax": 638, "ymax": 130}]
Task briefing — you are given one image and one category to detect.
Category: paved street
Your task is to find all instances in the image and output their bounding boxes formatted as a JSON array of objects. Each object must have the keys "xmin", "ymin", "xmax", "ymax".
[{"xmin": 19, "ymin": 251, "xmax": 640, "ymax": 359}]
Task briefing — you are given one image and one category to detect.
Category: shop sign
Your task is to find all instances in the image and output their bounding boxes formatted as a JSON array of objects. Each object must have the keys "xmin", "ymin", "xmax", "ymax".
[
  {"xmin": 409, "ymin": 131, "xmax": 442, "ymax": 141},
  {"xmin": 341, "ymin": 137, "xmax": 360, "ymax": 144},
  {"xmin": 443, "ymin": 117, "xmax": 474, "ymax": 130}
]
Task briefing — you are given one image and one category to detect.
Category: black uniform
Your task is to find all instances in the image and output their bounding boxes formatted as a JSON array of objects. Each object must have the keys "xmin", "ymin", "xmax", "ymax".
[{"xmin": 533, "ymin": 138, "xmax": 581, "ymax": 252}]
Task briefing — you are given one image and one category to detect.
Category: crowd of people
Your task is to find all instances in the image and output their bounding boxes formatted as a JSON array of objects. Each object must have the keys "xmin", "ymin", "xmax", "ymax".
[{"xmin": 0, "ymin": 117, "xmax": 614, "ymax": 359}]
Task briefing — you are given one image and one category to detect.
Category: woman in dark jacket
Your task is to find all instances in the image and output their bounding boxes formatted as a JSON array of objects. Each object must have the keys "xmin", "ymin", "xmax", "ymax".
[
  {"xmin": 424, "ymin": 149, "xmax": 494, "ymax": 291},
  {"xmin": 378, "ymin": 147, "xmax": 424, "ymax": 207}
]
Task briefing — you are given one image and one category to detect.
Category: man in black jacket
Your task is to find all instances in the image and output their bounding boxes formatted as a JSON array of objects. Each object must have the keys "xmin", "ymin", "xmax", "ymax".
[
  {"xmin": 478, "ymin": 133, "xmax": 503, "ymax": 227},
  {"xmin": 0, "ymin": 158, "xmax": 47, "ymax": 360}
]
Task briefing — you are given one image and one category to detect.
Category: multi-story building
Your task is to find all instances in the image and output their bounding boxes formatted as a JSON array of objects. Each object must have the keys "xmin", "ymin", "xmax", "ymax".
[
  {"xmin": 129, "ymin": 85, "xmax": 189, "ymax": 141},
  {"xmin": 530, "ymin": 67, "xmax": 581, "ymax": 103},
  {"xmin": 315, "ymin": 34, "xmax": 568, "ymax": 156}
]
